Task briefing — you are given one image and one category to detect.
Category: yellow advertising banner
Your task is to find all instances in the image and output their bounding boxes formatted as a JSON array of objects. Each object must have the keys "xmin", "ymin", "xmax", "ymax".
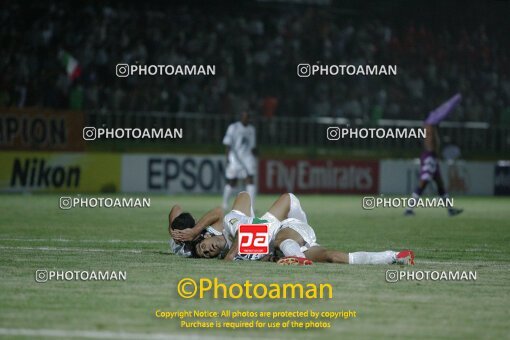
[{"xmin": 0, "ymin": 151, "xmax": 120, "ymax": 193}]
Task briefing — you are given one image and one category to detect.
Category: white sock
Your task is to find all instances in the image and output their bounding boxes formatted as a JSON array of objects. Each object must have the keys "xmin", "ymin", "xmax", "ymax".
[
  {"xmin": 222, "ymin": 184, "xmax": 233, "ymax": 210},
  {"xmin": 348, "ymin": 251, "xmax": 395, "ymax": 264},
  {"xmin": 279, "ymin": 239, "xmax": 305, "ymax": 258},
  {"xmin": 247, "ymin": 184, "xmax": 256, "ymax": 210}
]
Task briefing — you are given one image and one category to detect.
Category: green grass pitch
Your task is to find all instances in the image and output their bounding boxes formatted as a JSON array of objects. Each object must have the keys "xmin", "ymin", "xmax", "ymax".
[{"xmin": 1, "ymin": 194, "xmax": 509, "ymax": 339}]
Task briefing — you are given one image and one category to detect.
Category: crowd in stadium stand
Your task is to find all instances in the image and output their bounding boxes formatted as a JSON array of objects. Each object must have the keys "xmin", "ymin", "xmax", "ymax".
[{"xmin": 1, "ymin": 2, "xmax": 509, "ymax": 124}]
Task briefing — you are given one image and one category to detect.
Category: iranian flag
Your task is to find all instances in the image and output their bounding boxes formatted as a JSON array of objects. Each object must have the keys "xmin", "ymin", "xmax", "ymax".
[{"xmin": 59, "ymin": 50, "xmax": 82, "ymax": 80}]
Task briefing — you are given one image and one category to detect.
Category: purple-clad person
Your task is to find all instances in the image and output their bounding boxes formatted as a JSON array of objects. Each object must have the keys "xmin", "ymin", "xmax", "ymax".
[{"xmin": 404, "ymin": 93, "xmax": 464, "ymax": 216}]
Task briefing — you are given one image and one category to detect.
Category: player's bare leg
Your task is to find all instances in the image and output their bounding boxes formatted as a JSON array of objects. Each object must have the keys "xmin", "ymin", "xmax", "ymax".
[
  {"xmin": 266, "ymin": 193, "xmax": 292, "ymax": 221},
  {"xmin": 245, "ymin": 175, "xmax": 256, "ymax": 211},
  {"xmin": 231, "ymin": 191, "xmax": 253, "ymax": 217},
  {"xmin": 274, "ymin": 229, "xmax": 414, "ymax": 265},
  {"xmin": 305, "ymin": 247, "xmax": 414, "ymax": 265},
  {"xmin": 303, "ymin": 247, "xmax": 349, "ymax": 264},
  {"xmin": 264, "ymin": 194, "xmax": 313, "ymax": 265},
  {"xmin": 223, "ymin": 178, "xmax": 237, "ymax": 211},
  {"xmin": 279, "ymin": 245, "xmax": 413, "ymax": 265},
  {"xmin": 264, "ymin": 193, "xmax": 307, "ymax": 221}
]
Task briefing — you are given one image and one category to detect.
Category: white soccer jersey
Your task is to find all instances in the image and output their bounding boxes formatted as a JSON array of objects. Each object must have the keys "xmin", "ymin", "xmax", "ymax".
[
  {"xmin": 168, "ymin": 238, "xmax": 193, "ymax": 257},
  {"xmin": 223, "ymin": 121, "xmax": 256, "ymax": 157},
  {"xmin": 222, "ymin": 210, "xmax": 281, "ymax": 260}
]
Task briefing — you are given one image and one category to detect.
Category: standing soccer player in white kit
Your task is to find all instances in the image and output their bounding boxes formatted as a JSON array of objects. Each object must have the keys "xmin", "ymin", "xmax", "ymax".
[{"xmin": 222, "ymin": 111, "xmax": 257, "ymax": 211}]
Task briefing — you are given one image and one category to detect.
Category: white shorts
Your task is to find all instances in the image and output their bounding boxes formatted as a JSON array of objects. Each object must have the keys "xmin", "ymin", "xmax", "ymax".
[
  {"xmin": 287, "ymin": 193, "xmax": 308, "ymax": 223},
  {"xmin": 225, "ymin": 156, "xmax": 256, "ymax": 179},
  {"xmin": 280, "ymin": 218, "xmax": 319, "ymax": 252}
]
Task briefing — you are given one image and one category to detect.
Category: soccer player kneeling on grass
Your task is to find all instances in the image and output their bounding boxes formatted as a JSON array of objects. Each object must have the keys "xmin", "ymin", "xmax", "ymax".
[{"xmin": 170, "ymin": 192, "xmax": 414, "ymax": 266}]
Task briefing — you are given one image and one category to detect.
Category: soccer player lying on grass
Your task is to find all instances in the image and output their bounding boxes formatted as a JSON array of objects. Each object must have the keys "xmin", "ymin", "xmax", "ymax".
[
  {"xmin": 404, "ymin": 93, "xmax": 464, "ymax": 217},
  {"xmin": 168, "ymin": 192, "xmax": 272, "ymax": 260},
  {"xmin": 170, "ymin": 192, "xmax": 415, "ymax": 265},
  {"xmin": 168, "ymin": 196, "xmax": 258, "ymax": 258}
]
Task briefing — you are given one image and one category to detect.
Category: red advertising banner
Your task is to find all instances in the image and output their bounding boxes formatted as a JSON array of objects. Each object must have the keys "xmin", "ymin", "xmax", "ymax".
[
  {"xmin": 259, "ymin": 159, "xmax": 379, "ymax": 194},
  {"xmin": 0, "ymin": 108, "xmax": 85, "ymax": 151}
]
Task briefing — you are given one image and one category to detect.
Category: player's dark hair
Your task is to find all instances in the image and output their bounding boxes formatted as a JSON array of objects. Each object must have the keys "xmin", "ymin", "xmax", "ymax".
[{"xmin": 171, "ymin": 212, "xmax": 195, "ymax": 230}]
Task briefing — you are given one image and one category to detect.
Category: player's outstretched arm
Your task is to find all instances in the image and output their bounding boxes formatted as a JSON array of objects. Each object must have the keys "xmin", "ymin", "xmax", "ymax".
[
  {"xmin": 223, "ymin": 232, "xmax": 239, "ymax": 261},
  {"xmin": 232, "ymin": 191, "xmax": 252, "ymax": 215},
  {"xmin": 171, "ymin": 207, "xmax": 223, "ymax": 242},
  {"xmin": 194, "ymin": 207, "xmax": 224, "ymax": 233},
  {"xmin": 168, "ymin": 205, "xmax": 183, "ymax": 234}
]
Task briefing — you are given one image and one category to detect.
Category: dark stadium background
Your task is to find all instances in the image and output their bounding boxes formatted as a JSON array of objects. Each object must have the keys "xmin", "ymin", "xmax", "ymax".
[{"xmin": 2, "ymin": 0, "xmax": 509, "ymax": 156}]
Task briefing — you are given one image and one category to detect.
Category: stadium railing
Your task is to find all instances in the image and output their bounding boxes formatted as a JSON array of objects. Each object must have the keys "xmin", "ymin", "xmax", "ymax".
[{"xmin": 86, "ymin": 111, "xmax": 509, "ymax": 154}]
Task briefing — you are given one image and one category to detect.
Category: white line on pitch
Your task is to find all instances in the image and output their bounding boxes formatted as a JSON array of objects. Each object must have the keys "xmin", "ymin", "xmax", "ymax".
[
  {"xmin": 0, "ymin": 328, "xmax": 231, "ymax": 340},
  {"xmin": 0, "ymin": 246, "xmax": 143, "ymax": 254},
  {"xmin": 0, "ymin": 238, "xmax": 166, "ymax": 244},
  {"xmin": 418, "ymin": 259, "xmax": 509, "ymax": 266},
  {"xmin": 412, "ymin": 247, "xmax": 504, "ymax": 253}
]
